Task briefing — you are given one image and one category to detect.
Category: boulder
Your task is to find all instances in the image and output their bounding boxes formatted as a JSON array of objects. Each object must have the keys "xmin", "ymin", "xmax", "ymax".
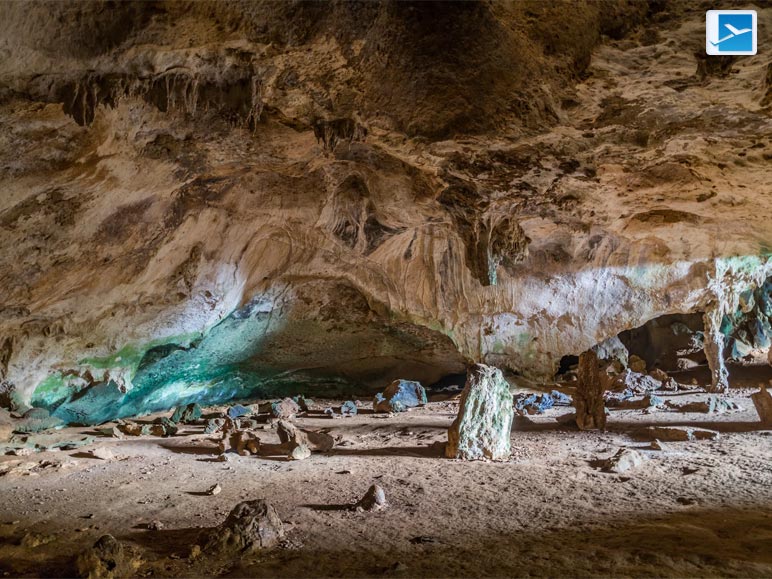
[
  {"xmin": 151, "ymin": 417, "xmax": 178, "ymax": 437},
  {"xmin": 446, "ymin": 364, "xmax": 513, "ymax": 460},
  {"xmin": 751, "ymin": 385, "xmax": 772, "ymax": 426},
  {"xmin": 373, "ymin": 380, "xmax": 427, "ymax": 413},
  {"xmin": 205, "ymin": 499, "xmax": 285, "ymax": 554},
  {"xmin": 513, "ymin": 390, "xmax": 572, "ymax": 415},
  {"xmin": 270, "ymin": 398, "xmax": 301, "ymax": 420},
  {"xmin": 340, "ymin": 400, "xmax": 357, "ymax": 416},
  {"xmin": 293, "ymin": 395, "xmax": 313, "ymax": 412},
  {"xmin": 170, "ymin": 403, "xmax": 202, "ymax": 424},
  {"xmin": 276, "ymin": 420, "xmax": 311, "ymax": 460},
  {"xmin": 204, "ymin": 418, "xmax": 225, "ymax": 434},
  {"xmin": 227, "ymin": 404, "xmax": 250, "ymax": 419}
]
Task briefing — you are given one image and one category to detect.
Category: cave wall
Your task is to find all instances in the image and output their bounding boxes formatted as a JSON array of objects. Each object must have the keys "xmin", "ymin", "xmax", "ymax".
[{"xmin": 0, "ymin": 0, "xmax": 771, "ymax": 421}]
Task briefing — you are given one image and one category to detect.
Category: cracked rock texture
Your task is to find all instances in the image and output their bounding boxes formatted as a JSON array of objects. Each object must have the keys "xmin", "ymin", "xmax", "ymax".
[{"xmin": 0, "ymin": 1, "xmax": 770, "ymax": 420}]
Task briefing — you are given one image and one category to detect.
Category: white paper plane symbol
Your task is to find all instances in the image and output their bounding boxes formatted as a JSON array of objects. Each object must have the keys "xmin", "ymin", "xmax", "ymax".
[{"xmin": 711, "ymin": 22, "xmax": 752, "ymax": 46}]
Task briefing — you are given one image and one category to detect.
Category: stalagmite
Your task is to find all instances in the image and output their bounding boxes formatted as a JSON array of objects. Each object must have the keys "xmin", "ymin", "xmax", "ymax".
[
  {"xmin": 575, "ymin": 350, "xmax": 606, "ymax": 431},
  {"xmin": 703, "ymin": 308, "xmax": 729, "ymax": 393},
  {"xmin": 446, "ymin": 364, "xmax": 513, "ymax": 460}
]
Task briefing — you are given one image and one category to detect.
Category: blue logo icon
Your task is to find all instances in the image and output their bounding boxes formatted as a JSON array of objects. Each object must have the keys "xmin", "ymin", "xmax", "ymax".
[{"xmin": 706, "ymin": 10, "xmax": 757, "ymax": 55}]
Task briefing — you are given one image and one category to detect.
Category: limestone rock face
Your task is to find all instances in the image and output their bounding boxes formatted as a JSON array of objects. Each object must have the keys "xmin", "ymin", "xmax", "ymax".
[
  {"xmin": 446, "ymin": 364, "xmax": 513, "ymax": 460},
  {"xmin": 0, "ymin": 2, "xmax": 770, "ymax": 421}
]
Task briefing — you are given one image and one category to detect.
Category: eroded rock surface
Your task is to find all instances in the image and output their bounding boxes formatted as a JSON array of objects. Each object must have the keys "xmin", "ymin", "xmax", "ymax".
[
  {"xmin": 0, "ymin": 2, "xmax": 769, "ymax": 420},
  {"xmin": 446, "ymin": 364, "xmax": 513, "ymax": 460}
]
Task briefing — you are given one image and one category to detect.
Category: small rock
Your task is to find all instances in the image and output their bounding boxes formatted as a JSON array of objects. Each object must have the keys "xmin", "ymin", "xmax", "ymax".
[
  {"xmin": 650, "ymin": 439, "xmax": 668, "ymax": 451},
  {"xmin": 147, "ymin": 520, "xmax": 164, "ymax": 531},
  {"xmin": 649, "ymin": 368, "xmax": 669, "ymax": 382},
  {"xmin": 323, "ymin": 407, "xmax": 339, "ymax": 419},
  {"xmin": 340, "ymin": 400, "xmax": 357, "ymax": 417},
  {"xmin": 88, "ymin": 447, "xmax": 114, "ymax": 461},
  {"xmin": 600, "ymin": 448, "xmax": 644, "ymax": 474},
  {"xmin": 216, "ymin": 453, "xmax": 230, "ymax": 463},
  {"xmin": 356, "ymin": 484, "xmax": 387, "ymax": 511},
  {"xmin": 206, "ymin": 483, "xmax": 222, "ymax": 496}
]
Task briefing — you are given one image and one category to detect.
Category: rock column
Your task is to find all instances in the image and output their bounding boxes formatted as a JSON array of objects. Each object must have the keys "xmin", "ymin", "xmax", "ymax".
[
  {"xmin": 703, "ymin": 309, "xmax": 729, "ymax": 392},
  {"xmin": 446, "ymin": 364, "xmax": 513, "ymax": 460},
  {"xmin": 575, "ymin": 350, "xmax": 606, "ymax": 430}
]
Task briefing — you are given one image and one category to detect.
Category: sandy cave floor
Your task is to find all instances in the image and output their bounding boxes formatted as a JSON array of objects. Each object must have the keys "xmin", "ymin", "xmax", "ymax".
[{"xmin": 1, "ymin": 370, "xmax": 772, "ymax": 578}]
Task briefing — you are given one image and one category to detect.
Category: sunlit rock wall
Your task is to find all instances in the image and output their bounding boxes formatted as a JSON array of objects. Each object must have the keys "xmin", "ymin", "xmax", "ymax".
[{"xmin": 0, "ymin": 1, "xmax": 770, "ymax": 422}]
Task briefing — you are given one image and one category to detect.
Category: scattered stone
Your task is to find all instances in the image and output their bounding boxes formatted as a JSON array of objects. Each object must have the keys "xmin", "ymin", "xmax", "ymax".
[
  {"xmin": 276, "ymin": 420, "xmax": 311, "ymax": 460},
  {"xmin": 650, "ymin": 439, "xmax": 668, "ymax": 451},
  {"xmin": 513, "ymin": 390, "xmax": 572, "ymax": 415},
  {"xmin": 629, "ymin": 354, "xmax": 647, "ymax": 373},
  {"xmin": 669, "ymin": 396, "xmax": 739, "ymax": 414},
  {"xmin": 205, "ymin": 499, "xmax": 285, "ymax": 554},
  {"xmin": 271, "ymin": 398, "xmax": 301, "ymax": 420},
  {"xmin": 601, "ymin": 448, "xmax": 644, "ymax": 474},
  {"xmin": 76, "ymin": 534, "xmax": 141, "ymax": 579},
  {"xmin": 751, "ymin": 385, "xmax": 772, "ymax": 426},
  {"xmin": 151, "ymin": 417, "xmax": 178, "ymax": 437},
  {"xmin": 206, "ymin": 483, "xmax": 222, "ymax": 496},
  {"xmin": 216, "ymin": 453, "xmax": 230, "ymax": 462},
  {"xmin": 446, "ymin": 364, "xmax": 514, "ymax": 460},
  {"xmin": 340, "ymin": 400, "xmax": 357, "ymax": 417},
  {"xmin": 147, "ymin": 520, "xmax": 164, "ymax": 531},
  {"xmin": 323, "ymin": 407, "xmax": 339, "ymax": 419},
  {"xmin": 204, "ymin": 418, "xmax": 226, "ymax": 434},
  {"xmin": 649, "ymin": 368, "xmax": 669, "ymax": 382},
  {"xmin": 170, "ymin": 403, "xmax": 202, "ymax": 424},
  {"xmin": 294, "ymin": 395, "xmax": 313, "ymax": 412},
  {"xmin": 116, "ymin": 421, "xmax": 149, "ymax": 437},
  {"xmin": 373, "ymin": 380, "xmax": 427, "ymax": 413},
  {"xmin": 227, "ymin": 404, "xmax": 250, "ymax": 420},
  {"xmin": 608, "ymin": 370, "xmax": 661, "ymax": 395},
  {"xmin": 640, "ymin": 425, "xmax": 720, "ymax": 442},
  {"xmin": 305, "ymin": 429, "xmax": 335, "ymax": 452},
  {"xmin": 356, "ymin": 484, "xmax": 387, "ymax": 511},
  {"xmin": 218, "ymin": 427, "xmax": 261, "ymax": 456},
  {"xmin": 606, "ymin": 392, "xmax": 663, "ymax": 410},
  {"xmin": 234, "ymin": 418, "xmax": 259, "ymax": 430},
  {"xmin": 88, "ymin": 447, "xmax": 114, "ymax": 461},
  {"xmin": 96, "ymin": 426, "xmax": 123, "ymax": 439}
]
